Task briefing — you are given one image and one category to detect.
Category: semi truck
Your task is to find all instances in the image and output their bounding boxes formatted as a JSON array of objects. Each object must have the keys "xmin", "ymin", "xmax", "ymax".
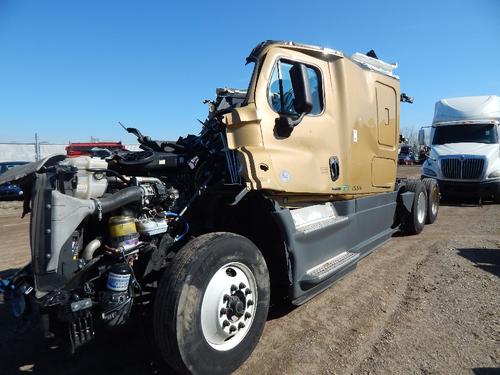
[
  {"xmin": 0, "ymin": 41, "xmax": 439, "ymax": 375},
  {"xmin": 420, "ymin": 95, "xmax": 500, "ymax": 202}
]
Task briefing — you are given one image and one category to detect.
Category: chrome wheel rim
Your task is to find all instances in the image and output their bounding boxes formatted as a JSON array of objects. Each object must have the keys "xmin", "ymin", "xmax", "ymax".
[
  {"xmin": 417, "ymin": 191, "xmax": 426, "ymax": 224},
  {"xmin": 430, "ymin": 188, "xmax": 439, "ymax": 216},
  {"xmin": 200, "ymin": 262, "xmax": 257, "ymax": 351}
]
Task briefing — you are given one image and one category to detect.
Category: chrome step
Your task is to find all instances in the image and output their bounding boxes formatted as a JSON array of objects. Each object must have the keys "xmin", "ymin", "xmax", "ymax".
[
  {"xmin": 306, "ymin": 251, "xmax": 359, "ymax": 279},
  {"xmin": 295, "ymin": 215, "xmax": 348, "ymax": 234},
  {"xmin": 291, "ymin": 202, "xmax": 349, "ymax": 234}
]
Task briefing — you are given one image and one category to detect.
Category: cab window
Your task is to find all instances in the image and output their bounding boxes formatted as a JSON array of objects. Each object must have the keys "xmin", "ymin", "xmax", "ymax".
[{"xmin": 268, "ymin": 60, "xmax": 323, "ymax": 115}]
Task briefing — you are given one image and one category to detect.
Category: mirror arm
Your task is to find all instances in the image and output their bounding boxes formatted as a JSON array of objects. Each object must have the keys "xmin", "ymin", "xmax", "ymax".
[
  {"xmin": 276, "ymin": 112, "xmax": 306, "ymax": 129},
  {"xmin": 288, "ymin": 112, "xmax": 307, "ymax": 128},
  {"xmin": 275, "ymin": 112, "xmax": 307, "ymax": 137}
]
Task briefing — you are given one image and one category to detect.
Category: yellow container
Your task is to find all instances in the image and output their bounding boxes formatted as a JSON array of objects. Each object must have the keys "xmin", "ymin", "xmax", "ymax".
[{"xmin": 108, "ymin": 216, "xmax": 137, "ymax": 238}]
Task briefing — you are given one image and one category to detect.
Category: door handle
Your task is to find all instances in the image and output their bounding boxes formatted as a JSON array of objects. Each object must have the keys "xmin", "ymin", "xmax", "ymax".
[{"xmin": 329, "ymin": 156, "xmax": 340, "ymax": 182}]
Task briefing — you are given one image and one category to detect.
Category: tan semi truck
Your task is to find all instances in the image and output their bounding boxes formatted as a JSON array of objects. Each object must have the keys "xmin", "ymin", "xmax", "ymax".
[{"xmin": 0, "ymin": 41, "xmax": 439, "ymax": 374}]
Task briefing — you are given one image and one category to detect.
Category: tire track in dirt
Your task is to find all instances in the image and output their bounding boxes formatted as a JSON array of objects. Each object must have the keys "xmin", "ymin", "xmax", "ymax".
[
  {"xmin": 237, "ymin": 204, "xmax": 499, "ymax": 375},
  {"xmin": 342, "ymin": 240, "xmax": 443, "ymax": 375},
  {"xmin": 236, "ymin": 236, "xmax": 439, "ymax": 375},
  {"xmin": 345, "ymin": 240, "xmax": 440, "ymax": 375},
  {"xmin": 347, "ymin": 205, "xmax": 500, "ymax": 375}
]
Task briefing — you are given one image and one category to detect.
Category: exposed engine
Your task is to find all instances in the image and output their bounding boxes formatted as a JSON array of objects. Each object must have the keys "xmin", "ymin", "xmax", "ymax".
[{"xmin": 0, "ymin": 88, "xmax": 247, "ymax": 352}]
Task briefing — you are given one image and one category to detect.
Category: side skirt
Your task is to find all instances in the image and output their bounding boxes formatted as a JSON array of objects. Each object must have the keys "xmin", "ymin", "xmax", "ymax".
[{"xmin": 272, "ymin": 192, "xmax": 399, "ymax": 305}]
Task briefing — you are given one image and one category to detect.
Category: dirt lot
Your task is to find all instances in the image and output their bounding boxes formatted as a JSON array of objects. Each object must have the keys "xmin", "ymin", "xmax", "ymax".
[{"xmin": 0, "ymin": 166, "xmax": 499, "ymax": 375}]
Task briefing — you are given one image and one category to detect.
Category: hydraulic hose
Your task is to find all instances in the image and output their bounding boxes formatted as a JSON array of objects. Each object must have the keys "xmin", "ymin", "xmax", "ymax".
[{"xmin": 94, "ymin": 186, "xmax": 143, "ymax": 216}]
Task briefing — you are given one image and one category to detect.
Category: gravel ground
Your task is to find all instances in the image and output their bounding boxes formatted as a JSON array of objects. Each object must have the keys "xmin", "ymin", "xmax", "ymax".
[
  {"xmin": 0, "ymin": 166, "xmax": 499, "ymax": 375},
  {"xmin": 0, "ymin": 201, "xmax": 24, "ymax": 217}
]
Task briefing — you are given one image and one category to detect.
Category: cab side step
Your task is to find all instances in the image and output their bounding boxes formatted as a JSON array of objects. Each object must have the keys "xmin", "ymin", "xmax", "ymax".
[
  {"xmin": 299, "ymin": 251, "xmax": 359, "ymax": 289},
  {"xmin": 290, "ymin": 202, "xmax": 348, "ymax": 235},
  {"xmin": 295, "ymin": 215, "xmax": 348, "ymax": 234}
]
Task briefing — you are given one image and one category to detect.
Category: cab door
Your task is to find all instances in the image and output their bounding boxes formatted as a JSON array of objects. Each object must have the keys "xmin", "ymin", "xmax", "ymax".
[
  {"xmin": 253, "ymin": 48, "xmax": 336, "ymax": 194},
  {"xmin": 372, "ymin": 81, "xmax": 398, "ymax": 188}
]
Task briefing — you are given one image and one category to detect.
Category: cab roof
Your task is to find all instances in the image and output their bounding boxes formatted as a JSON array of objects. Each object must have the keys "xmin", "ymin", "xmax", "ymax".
[
  {"xmin": 246, "ymin": 40, "xmax": 343, "ymax": 64},
  {"xmin": 433, "ymin": 96, "xmax": 500, "ymax": 124},
  {"xmin": 246, "ymin": 40, "xmax": 398, "ymax": 79}
]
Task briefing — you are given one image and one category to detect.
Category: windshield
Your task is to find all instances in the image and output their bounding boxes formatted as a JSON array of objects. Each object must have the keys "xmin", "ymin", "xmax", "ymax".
[{"xmin": 432, "ymin": 124, "xmax": 497, "ymax": 145}]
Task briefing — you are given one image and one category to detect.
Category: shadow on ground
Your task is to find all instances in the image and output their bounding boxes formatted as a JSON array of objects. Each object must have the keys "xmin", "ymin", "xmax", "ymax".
[
  {"xmin": 0, "ymin": 302, "xmax": 155, "ymax": 374},
  {"xmin": 473, "ymin": 368, "xmax": 500, "ymax": 375},
  {"xmin": 457, "ymin": 248, "xmax": 500, "ymax": 278},
  {"xmin": 0, "ymin": 282, "xmax": 295, "ymax": 374},
  {"xmin": 440, "ymin": 194, "xmax": 498, "ymax": 207},
  {"xmin": 0, "ymin": 264, "xmax": 160, "ymax": 374}
]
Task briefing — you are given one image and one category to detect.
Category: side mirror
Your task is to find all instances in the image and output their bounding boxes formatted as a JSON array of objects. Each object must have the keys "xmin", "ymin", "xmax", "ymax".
[
  {"xmin": 400, "ymin": 93, "xmax": 414, "ymax": 104},
  {"xmin": 289, "ymin": 63, "xmax": 313, "ymax": 115},
  {"xmin": 275, "ymin": 63, "xmax": 313, "ymax": 137},
  {"xmin": 418, "ymin": 126, "xmax": 432, "ymax": 147},
  {"xmin": 418, "ymin": 128, "xmax": 425, "ymax": 145}
]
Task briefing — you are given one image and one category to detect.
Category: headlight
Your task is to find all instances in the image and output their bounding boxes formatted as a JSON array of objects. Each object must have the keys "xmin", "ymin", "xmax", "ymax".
[
  {"xmin": 488, "ymin": 170, "xmax": 500, "ymax": 178},
  {"xmin": 423, "ymin": 168, "xmax": 437, "ymax": 177}
]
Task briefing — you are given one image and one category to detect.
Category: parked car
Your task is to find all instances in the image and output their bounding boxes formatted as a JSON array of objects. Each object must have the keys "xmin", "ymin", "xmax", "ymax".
[{"xmin": 0, "ymin": 161, "xmax": 29, "ymax": 199}]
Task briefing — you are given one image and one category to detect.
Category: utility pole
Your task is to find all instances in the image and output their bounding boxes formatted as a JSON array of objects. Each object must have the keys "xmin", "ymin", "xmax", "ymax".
[{"xmin": 35, "ymin": 132, "xmax": 40, "ymax": 161}]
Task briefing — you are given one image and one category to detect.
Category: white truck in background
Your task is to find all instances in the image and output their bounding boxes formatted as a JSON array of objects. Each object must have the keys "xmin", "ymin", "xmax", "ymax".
[{"xmin": 420, "ymin": 95, "xmax": 500, "ymax": 202}]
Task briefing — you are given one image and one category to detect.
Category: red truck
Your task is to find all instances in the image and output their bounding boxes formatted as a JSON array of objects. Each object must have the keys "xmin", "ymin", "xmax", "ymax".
[{"xmin": 66, "ymin": 142, "xmax": 126, "ymax": 157}]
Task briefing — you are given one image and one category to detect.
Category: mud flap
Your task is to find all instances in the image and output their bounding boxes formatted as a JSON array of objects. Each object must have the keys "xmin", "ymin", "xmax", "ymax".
[{"xmin": 399, "ymin": 191, "xmax": 415, "ymax": 213}]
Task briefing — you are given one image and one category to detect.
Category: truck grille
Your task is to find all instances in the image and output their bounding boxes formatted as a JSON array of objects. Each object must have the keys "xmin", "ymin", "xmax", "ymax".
[{"xmin": 441, "ymin": 158, "xmax": 484, "ymax": 179}]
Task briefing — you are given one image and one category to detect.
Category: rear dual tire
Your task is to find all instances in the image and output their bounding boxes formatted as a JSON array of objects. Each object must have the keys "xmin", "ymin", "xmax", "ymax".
[
  {"xmin": 421, "ymin": 178, "xmax": 439, "ymax": 224},
  {"xmin": 401, "ymin": 178, "xmax": 440, "ymax": 235},
  {"xmin": 401, "ymin": 180, "xmax": 428, "ymax": 235}
]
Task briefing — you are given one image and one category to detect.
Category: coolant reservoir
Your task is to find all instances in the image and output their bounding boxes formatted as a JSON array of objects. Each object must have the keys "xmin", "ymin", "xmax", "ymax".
[{"xmin": 64, "ymin": 156, "xmax": 109, "ymax": 199}]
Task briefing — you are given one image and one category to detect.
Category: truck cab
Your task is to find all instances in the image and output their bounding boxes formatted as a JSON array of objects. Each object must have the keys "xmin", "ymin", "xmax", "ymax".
[
  {"xmin": 421, "ymin": 96, "xmax": 500, "ymax": 201},
  {"xmin": 225, "ymin": 41, "xmax": 401, "ymax": 203}
]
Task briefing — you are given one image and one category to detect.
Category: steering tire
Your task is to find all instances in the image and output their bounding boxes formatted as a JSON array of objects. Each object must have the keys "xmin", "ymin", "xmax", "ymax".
[
  {"xmin": 421, "ymin": 178, "xmax": 439, "ymax": 224},
  {"xmin": 401, "ymin": 180, "xmax": 428, "ymax": 235},
  {"xmin": 153, "ymin": 232, "xmax": 270, "ymax": 375}
]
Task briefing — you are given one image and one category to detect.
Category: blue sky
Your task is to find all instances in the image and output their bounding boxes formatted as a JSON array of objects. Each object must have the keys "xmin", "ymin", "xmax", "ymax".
[{"xmin": 0, "ymin": 0, "xmax": 499, "ymax": 144}]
